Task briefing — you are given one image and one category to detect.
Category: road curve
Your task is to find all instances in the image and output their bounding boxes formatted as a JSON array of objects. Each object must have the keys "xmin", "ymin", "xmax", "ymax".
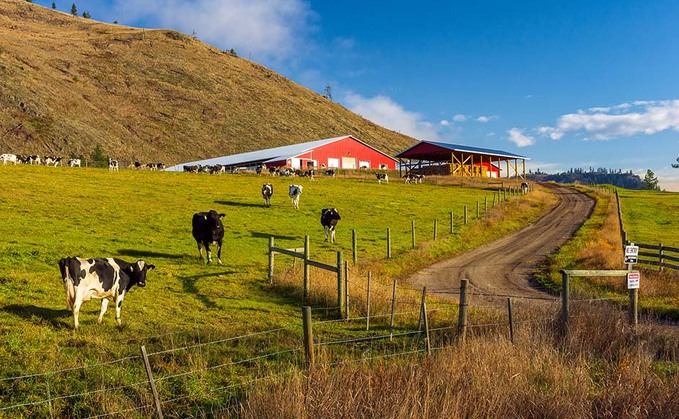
[{"xmin": 408, "ymin": 184, "xmax": 595, "ymax": 299}]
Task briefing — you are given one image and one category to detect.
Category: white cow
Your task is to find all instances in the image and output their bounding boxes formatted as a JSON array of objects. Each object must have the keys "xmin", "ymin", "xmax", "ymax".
[
  {"xmin": 262, "ymin": 183, "xmax": 273, "ymax": 207},
  {"xmin": 67, "ymin": 158, "xmax": 81, "ymax": 167},
  {"xmin": 288, "ymin": 184, "xmax": 303, "ymax": 209},
  {"xmin": 1, "ymin": 154, "xmax": 17, "ymax": 165}
]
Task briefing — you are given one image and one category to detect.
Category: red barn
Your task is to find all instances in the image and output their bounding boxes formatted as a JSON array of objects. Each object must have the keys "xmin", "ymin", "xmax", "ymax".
[{"xmin": 166, "ymin": 135, "xmax": 398, "ymax": 172}]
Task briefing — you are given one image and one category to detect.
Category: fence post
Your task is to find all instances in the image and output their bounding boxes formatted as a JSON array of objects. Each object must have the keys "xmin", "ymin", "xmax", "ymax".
[
  {"xmin": 141, "ymin": 345, "xmax": 164, "ymax": 419},
  {"xmin": 302, "ymin": 306, "xmax": 314, "ymax": 370},
  {"xmin": 46, "ymin": 374, "xmax": 54, "ymax": 419},
  {"xmin": 507, "ymin": 297, "xmax": 514, "ymax": 344},
  {"xmin": 561, "ymin": 271, "xmax": 570, "ymax": 336},
  {"xmin": 268, "ymin": 237, "xmax": 274, "ymax": 285},
  {"xmin": 476, "ymin": 201, "xmax": 479, "ymax": 219},
  {"xmin": 389, "ymin": 280, "xmax": 397, "ymax": 340},
  {"xmin": 484, "ymin": 196, "xmax": 488, "ymax": 212},
  {"xmin": 450, "ymin": 211, "xmax": 454, "ymax": 234},
  {"xmin": 352, "ymin": 229, "xmax": 357, "ymax": 265},
  {"xmin": 387, "ymin": 228, "xmax": 392, "ymax": 259},
  {"xmin": 337, "ymin": 251, "xmax": 345, "ymax": 319},
  {"xmin": 464, "ymin": 205, "xmax": 468, "ymax": 225},
  {"xmin": 412, "ymin": 221, "xmax": 416, "ymax": 249},
  {"xmin": 420, "ymin": 287, "xmax": 431, "ymax": 356},
  {"xmin": 366, "ymin": 272, "xmax": 372, "ymax": 331},
  {"xmin": 304, "ymin": 236, "xmax": 310, "ymax": 302},
  {"xmin": 434, "ymin": 219, "xmax": 438, "ymax": 241},
  {"xmin": 659, "ymin": 243, "xmax": 664, "ymax": 272},
  {"xmin": 458, "ymin": 279, "xmax": 468, "ymax": 344},
  {"xmin": 344, "ymin": 260, "xmax": 349, "ymax": 319}
]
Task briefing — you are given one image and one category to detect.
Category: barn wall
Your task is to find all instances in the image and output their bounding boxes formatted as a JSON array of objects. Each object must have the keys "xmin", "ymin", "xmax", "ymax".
[{"xmin": 296, "ymin": 137, "xmax": 397, "ymax": 170}]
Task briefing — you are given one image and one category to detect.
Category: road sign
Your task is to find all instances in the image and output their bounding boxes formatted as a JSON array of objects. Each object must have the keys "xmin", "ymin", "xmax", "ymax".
[
  {"xmin": 627, "ymin": 271, "xmax": 640, "ymax": 289},
  {"xmin": 624, "ymin": 244, "xmax": 639, "ymax": 264}
]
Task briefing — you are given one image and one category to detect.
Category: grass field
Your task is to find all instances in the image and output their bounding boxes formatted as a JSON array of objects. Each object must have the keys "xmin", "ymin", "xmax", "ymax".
[
  {"xmin": 0, "ymin": 165, "xmax": 550, "ymax": 416},
  {"xmin": 617, "ymin": 188, "xmax": 679, "ymax": 246}
]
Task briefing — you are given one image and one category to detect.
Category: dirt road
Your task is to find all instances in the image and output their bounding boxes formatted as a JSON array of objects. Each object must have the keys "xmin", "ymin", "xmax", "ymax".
[{"xmin": 408, "ymin": 184, "xmax": 595, "ymax": 300}]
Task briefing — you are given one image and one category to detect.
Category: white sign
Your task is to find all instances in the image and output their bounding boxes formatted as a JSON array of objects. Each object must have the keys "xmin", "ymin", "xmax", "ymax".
[
  {"xmin": 627, "ymin": 271, "xmax": 640, "ymax": 289},
  {"xmin": 624, "ymin": 244, "xmax": 639, "ymax": 264}
]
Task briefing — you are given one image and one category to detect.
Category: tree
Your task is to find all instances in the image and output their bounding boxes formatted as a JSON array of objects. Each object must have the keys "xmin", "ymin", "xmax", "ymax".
[
  {"xmin": 642, "ymin": 169, "xmax": 659, "ymax": 190},
  {"xmin": 70, "ymin": 3, "xmax": 77, "ymax": 16},
  {"xmin": 323, "ymin": 84, "xmax": 333, "ymax": 101},
  {"xmin": 52, "ymin": 2, "xmax": 56, "ymax": 9},
  {"xmin": 91, "ymin": 145, "xmax": 108, "ymax": 168},
  {"xmin": 672, "ymin": 156, "xmax": 679, "ymax": 169},
  {"xmin": 82, "ymin": 10, "xmax": 91, "ymax": 18}
]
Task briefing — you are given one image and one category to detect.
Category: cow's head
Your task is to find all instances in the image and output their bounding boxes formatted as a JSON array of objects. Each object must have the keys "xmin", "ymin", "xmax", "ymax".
[
  {"xmin": 322, "ymin": 208, "xmax": 341, "ymax": 222},
  {"xmin": 129, "ymin": 260, "xmax": 155, "ymax": 287},
  {"xmin": 205, "ymin": 210, "xmax": 226, "ymax": 240}
]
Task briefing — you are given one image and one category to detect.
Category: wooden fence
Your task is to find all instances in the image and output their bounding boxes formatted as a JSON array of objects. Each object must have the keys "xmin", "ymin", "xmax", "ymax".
[{"xmin": 615, "ymin": 189, "xmax": 679, "ymax": 271}]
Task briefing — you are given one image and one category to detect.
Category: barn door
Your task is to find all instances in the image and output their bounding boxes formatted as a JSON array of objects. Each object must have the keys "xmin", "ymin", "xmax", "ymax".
[{"xmin": 341, "ymin": 157, "xmax": 356, "ymax": 169}]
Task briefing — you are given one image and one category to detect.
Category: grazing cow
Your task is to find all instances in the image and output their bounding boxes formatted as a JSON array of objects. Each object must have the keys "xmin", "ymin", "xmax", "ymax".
[
  {"xmin": 183, "ymin": 164, "xmax": 201, "ymax": 173},
  {"xmin": 405, "ymin": 173, "xmax": 425, "ymax": 184},
  {"xmin": 325, "ymin": 169, "xmax": 336, "ymax": 177},
  {"xmin": 521, "ymin": 182, "xmax": 529, "ymax": 193},
  {"xmin": 108, "ymin": 158, "xmax": 119, "ymax": 172},
  {"xmin": 67, "ymin": 158, "xmax": 81, "ymax": 167},
  {"xmin": 58, "ymin": 257, "xmax": 155, "ymax": 329},
  {"xmin": 145, "ymin": 162, "xmax": 158, "ymax": 171},
  {"xmin": 256, "ymin": 163, "xmax": 267, "ymax": 175},
  {"xmin": 43, "ymin": 156, "xmax": 61, "ymax": 167},
  {"xmin": 375, "ymin": 172, "xmax": 389, "ymax": 184},
  {"xmin": 262, "ymin": 183, "xmax": 273, "ymax": 207},
  {"xmin": 288, "ymin": 184, "xmax": 303, "ymax": 209},
  {"xmin": 192, "ymin": 210, "xmax": 226, "ymax": 264},
  {"xmin": 210, "ymin": 164, "xmax": 226, "ymax": 175},
  {"xmin": 1, "ymin": 154, "xmax": 17, "ymax": 165},
  {"xmin": 321, "ymin": 208, "xmax": 341, "ymax": 243},
  {"xmin": 29, "ymin": 155, "xmax": 41, "ymax": 165}
]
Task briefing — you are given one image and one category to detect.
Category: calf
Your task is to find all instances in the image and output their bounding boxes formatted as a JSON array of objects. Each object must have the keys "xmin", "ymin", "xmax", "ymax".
[
  {"xmin": 321, "ymin": 208, "xmax": 341, "ymax": 243},
  {"xmin": 1, "ymin": 154, "xmax": 17, "ymax": 165},
  {"xmin": 262, "ymin": 183, "xmax": 273, "ymax": 207},
  {"xmin": 58, "ymin": 257, "xmax": 155, "ymax": 329},
  {"xmin": 67, "ymin": 158, "xmax": 81, "ymax": 167},
  {"xmin": 288, "ymin": 184, "xmax": 303, "ymax": 209},
  {"xmin": 192, "ymin": 210, "xmax": 226, "ymax": 264},
  {"xmin": 375, "ymin": 172, "xmax": 388, "ymax": 184},
  {"xmin": 108, "ymin": 158, "xmax": 119, "ymax": 172}
]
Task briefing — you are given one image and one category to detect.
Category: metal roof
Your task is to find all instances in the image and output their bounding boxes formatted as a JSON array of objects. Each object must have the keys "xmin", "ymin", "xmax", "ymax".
[
  {"xmin": 165, "ymin": 135, "xmax": 347, "ymax": 172},
  {"xmin": 396, "ymin": 140, "xmax": 529, "ymax": 161}
]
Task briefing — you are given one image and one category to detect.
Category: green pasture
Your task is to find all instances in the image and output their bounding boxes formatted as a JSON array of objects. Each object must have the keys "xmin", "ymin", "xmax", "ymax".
[
  {"xmin": 0, "ymin": 165, "xmax": 548, "ymax": 415},
  {"xmin": 617, "ymin": 188, "xmax": 679, "ymax": 246}
]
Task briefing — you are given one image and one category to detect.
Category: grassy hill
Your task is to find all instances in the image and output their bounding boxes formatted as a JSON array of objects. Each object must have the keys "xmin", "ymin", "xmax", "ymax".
[{"xmin": 0, "ymin": 0, "xmax": 416, "ymax": 166}]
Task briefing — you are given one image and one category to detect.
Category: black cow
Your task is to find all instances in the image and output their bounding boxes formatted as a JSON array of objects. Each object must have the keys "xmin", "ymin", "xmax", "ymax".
[
  {"xmin": 58, "ymin": 257, "xmax": 155, "ymax": 329},
  {"xmin": 192, "ymin": 210, "xmax": 225, "ymax": 264},
  {"xmin": 321, "ymin": 208, "xmax": 341, "ymax": 243},
  {"xmin": 262, "ymin": 183, "xmax": 273, "ymax": 207}
]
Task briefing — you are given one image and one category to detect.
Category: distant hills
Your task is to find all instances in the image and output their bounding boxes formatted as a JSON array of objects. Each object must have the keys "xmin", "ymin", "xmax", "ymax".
[
  {"xmin": 527, "ymin": 168, "xmax": 644, "ymax": 189},
  {"xmin": 0, "ymin": 0, "xmax": 416, "ymax": 166}
]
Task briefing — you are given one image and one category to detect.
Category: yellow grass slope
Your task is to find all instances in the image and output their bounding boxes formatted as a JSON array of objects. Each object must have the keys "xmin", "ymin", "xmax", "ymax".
[{"xmin": 0, "ymin": 0, "xmax": 416, "ymax": 165}]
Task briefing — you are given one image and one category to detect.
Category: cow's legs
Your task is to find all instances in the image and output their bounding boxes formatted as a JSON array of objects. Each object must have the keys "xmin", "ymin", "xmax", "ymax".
[
  {"xmin": 197, "ymin": 242, "xmax": 205, "ymax": 263},
  {"xmin": 98, "ymin": 299, "xmax": 110, "ymax": 323},
  {"xmin": 216, "ymin": 240, "xmax": 223, "ymax": 265},
  {"xmin": 205, "ymin": 242, "xmax": 212, "ymax": 264},
  {"xmin": 115, "ymin": 297, "xmax": 124, "ymax": 325},
  {"xmin": 324, "ymin": 226, "xmax": 330, "ymax": 242},
  {"xmin": 331, "ymin": 228, "xmax": 336, "ymax": 243},
  {"xmin": 72, "ymin": 293, "xmax": 83, "ymax": 329}
]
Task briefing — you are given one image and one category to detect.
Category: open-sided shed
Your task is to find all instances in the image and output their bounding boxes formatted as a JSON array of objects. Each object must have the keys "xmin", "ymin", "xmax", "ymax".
[{"xmin": 396, "ymin": 140, "xmax": 529, "ymax": 179}]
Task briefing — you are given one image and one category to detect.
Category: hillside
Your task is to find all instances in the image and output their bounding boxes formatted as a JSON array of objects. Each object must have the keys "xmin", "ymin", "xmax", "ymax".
[{"xmin": 0, "ymin": 0, "xmax": 416, "ymax": 166}]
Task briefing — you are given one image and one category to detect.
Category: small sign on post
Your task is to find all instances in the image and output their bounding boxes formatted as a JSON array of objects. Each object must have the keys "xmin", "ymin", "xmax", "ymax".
[
  {"xmin": 627, "ymin": 271, "xmax": 640, "ymax": 289},
  {"xmin": 624, "ymin": 243, "xmax": 639, "ymax": 264}
]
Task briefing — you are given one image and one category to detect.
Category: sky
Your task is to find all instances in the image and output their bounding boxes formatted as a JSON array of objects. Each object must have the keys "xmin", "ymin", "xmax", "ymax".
[{"xmin": 32, "ymin": 0, "xmax": 679, "ymax": 190}]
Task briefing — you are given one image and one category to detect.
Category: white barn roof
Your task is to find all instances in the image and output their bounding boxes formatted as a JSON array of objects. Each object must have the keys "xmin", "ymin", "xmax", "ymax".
[{"xmin": 164, "ymin": 135, "xmax": 393, "ymax": 171}]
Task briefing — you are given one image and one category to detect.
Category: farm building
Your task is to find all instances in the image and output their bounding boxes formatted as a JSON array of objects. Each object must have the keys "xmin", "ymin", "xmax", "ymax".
[
  {"xmin": 164, "ymin": 135, "xmax": 398, "ymax": 172},
  {"xmin": 396, "ymin": 140, "xmax": 529, "ymax": 179}
]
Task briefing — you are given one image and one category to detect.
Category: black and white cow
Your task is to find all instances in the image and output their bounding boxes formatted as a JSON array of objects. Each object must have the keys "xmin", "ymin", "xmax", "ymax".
[
  {"xmin": 321, "ymin": 208, "xmax": 341, "ymax": 243},
  {"xmin": 262, "ymin": 183, "xmax": 273, "ymax": 207},
  {"xmin": 192, "ymin": 210, "xmax": 225, "ymax": 264},
  {"xmin": 405, "ymin": 173, "xmax": 425, "ymax": 184},
  {"xmin": 108, "ymin": 158, "xmax": 119, "ymax": 172},
  {"xmin": 58, "ymin": 257, "xmax": 155, "ymax": 329},
  {"xmin": 521, "ymin": 182, "xmax": 529, "ymax": 193},
  {"xmin": 375, "ymin": 172, "xmax": 388, "ymax": 184},
  {"xmin": 288, "ymin": 184, "xmax": 303, "ymax": 209},
  {"xmin": 29, "ymin": 155, "xmax": 41, "ymax": 165},
  {"xmin": 324, "ymin": 169, "xmax": 336, "ymax": 177},
  {"xmin": 67, "ymin": 158, "xmax": 81, "ymax": 167}
]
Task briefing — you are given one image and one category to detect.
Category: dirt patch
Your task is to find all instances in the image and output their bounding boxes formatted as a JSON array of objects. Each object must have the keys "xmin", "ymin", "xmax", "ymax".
[{"xmin": 408, "ymin": 184, "xmax": 595, "ymax": 301}]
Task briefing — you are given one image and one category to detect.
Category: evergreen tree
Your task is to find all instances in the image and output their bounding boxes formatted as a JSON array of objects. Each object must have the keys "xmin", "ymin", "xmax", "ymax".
[
  {"xmin": 82, "ymin": 10, "xmax": 91, "ymax": 18},
  {"xmin": 70, "ymin": 3, "xmax": 77, "ymax": 16},
  {"xmin": 91, "ymin": 145, "xmax": 108, "ymax": 168},
  {"xmin": 52, "ymin": 2, "xmax": 56, "ymax": 9},
  {"xmin": 642, "ymin": 169, "xmax": 659, "ymax": 190}
]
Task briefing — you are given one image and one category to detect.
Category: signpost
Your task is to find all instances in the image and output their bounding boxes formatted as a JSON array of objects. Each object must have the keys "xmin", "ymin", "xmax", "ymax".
[
  {"xmin": 624, "ymin": 243, "xmax": 639, "ymax": 264},
  {"xmin": 627, "ymin": 271, "xmax": 640, "ymax": 290}
]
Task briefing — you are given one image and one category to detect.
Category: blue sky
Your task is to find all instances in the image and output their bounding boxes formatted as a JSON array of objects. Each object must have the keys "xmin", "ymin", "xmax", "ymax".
[{"xmin": 34, "ymin": 0, "xmax": 679, "ymax": 190}]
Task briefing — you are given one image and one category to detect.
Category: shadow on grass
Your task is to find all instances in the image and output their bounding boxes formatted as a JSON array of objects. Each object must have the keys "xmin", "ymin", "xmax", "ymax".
[
  {"xmin": 214, "ymin": 200, "xmax": 263, "ymax": 208},
  {"xmin": 118, "ymin": 249, "xmax": 186, "ymax": 260},
  {"xmin": 2, "ymin": 304, "xmax": 70, "ymax": 328},
  {"xmin": 178, "ymin": 270, "xmax": 237, "ymax": 309}
]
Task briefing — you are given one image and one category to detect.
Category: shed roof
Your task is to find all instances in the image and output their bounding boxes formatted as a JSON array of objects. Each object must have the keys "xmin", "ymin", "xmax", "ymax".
[
  {"xmin": 396, "ymin": 140, "xmax": 529, "ymax": 161},
  {"xmin": 165, "ymin": 135, "xmax": 396, "ymax": 171}
]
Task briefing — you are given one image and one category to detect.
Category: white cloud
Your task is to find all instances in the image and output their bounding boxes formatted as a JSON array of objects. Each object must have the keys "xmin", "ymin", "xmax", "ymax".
[
  {"xmin": 440, "ymin": 120, "xmax": 450, "ymax": 127},
  {"xmin": 540, "ymin": 100, "xmax": 679, "ymax": 140},
  {"xmin": 507, "ymin": 128, "xmax": 535, "ymax": 147},
  {"xmin": 343, "ymin": 92, "xmax": 439, "ymax": 140},
  {"xmin": 112, "ymin": 0, "xmax": 314, "ymax": 62},
  {"xmin": 453, "ymin": 114, "xmax": 467, "ymax": 122},
  {"xmin": 476, "ymin": 116, "xmax": 490, "ymax": 123}
]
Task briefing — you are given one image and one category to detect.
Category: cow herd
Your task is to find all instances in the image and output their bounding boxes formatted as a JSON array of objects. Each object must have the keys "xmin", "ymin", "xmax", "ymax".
[{"xmin": 1, "ymin": 153, "xmax": 83, "ymax": 167}]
